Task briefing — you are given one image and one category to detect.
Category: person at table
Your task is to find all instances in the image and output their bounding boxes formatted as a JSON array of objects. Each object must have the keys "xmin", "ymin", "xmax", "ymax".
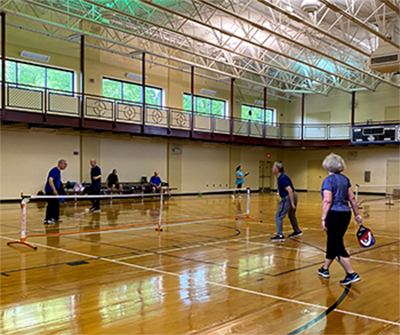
[{"xmin": 150, "ymin": 171, "xmax": 163, "ymax": 194}]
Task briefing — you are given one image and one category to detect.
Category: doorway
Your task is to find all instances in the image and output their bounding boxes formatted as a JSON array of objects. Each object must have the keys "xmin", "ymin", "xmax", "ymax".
[{"xmin": 259, "ymin": 160, "xmax": 272, "ymax": 191}]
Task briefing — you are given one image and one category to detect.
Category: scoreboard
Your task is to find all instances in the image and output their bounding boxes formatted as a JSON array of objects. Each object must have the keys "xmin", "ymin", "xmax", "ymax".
[{"xmin": 352, "ymin": 125, "xmax": 399, "ymax": 144}]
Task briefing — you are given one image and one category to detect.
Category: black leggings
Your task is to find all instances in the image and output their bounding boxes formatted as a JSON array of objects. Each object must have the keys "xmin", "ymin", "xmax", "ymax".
[{"xmin": 325, "ymin": 210, "xmax": 351, "ymax": 260}]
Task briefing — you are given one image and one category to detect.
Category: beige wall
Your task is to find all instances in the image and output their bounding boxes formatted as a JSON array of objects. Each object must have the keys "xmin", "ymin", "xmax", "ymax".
[
  {"xmin": 0, "ymin": 129, "xmax": 80, "ymax": 198},
  {"xmin": 0, "ymin": 127, "xmax": 275, "ymax": 199},
  {"xmin": 1, "ymin": 127, "xmax": 398, "ymax": 199},
  {"xmin": 282, "ymin": 147, "xmax": 400, "ymax": 193}
]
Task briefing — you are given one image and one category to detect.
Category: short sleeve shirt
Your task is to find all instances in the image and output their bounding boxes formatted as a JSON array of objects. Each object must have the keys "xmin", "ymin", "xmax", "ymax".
[
  {"xmin": 107, "ymin": 174, "xmax": 119, "ymax": 187},
  {"xmin": 45, "ymin": 167, "xmax": 61, "ymax": 192},
  {"xmin": 321, "ymin": 174, "xmax": 351, "ymax": 212},
  {"xmin": 278, "ymin": 173, "xmax": 295, "ymax": 198},
  {"xmin": 150, "ymin": 176, "xmax": 162, "ymax": 186},
  {"xmin": 91, "ymin": 166, "xmax": 101, "ymax": 187},
  {"xmin": 236, "ymin": 171, "xmax": 244, "ymax": 185}
]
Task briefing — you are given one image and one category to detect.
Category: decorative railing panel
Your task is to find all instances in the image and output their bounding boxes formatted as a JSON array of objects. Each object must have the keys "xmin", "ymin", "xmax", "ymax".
[
  {"xmin": 8, "ymin": 86, "xmax": 43, "ymax": 112},
  {"xmin": 170, "ymin": 110, "xmax": 191, "ymax": 130},
  {"xmin": 145, "ymin": 107, "xmax": 169, "ymax": 127},
  {"xmin": 116, "ymin": 103, "xmax": 142, "ymax": 124},
  {"xmin": 48, "ymin": 92, "xmax": 80, "ymax": 116},
  {"xmin": 85, "ymin": 97, "xmax": 113, "ymax": 120}
]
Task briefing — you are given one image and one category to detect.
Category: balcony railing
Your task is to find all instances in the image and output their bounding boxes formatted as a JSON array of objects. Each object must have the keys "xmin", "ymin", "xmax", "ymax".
[{"xmin": 0, "ymin": 82, "xmax": 367, "ymax": 141}]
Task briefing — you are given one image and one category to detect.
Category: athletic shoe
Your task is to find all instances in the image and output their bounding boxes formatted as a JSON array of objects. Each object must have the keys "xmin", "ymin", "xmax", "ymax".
[
  {"xmin": 53, "ymin": 218, "xmax": 63, "ymax": 223},
  {"xmin": 340, "ymin": 272, "xmax": 360, "ymax": 285},
  {"xmin": 317, "ymin": 266, "xmax": 330, "ymax": 278},
  {"xmin": 289, "ymin": 231, "xmax": 303, "ymax": 238},
  {"xmin": 238, "ymin": 196, "xmax": 242, "ymax": 200},
  {"xmin": 89, "ymin": 207, "xmax": 95, "ymax": 212},
  {"xmin": 92, "ymin": 208, "xmax": 101, "ymax": 213},
  {"xmin": 43, "ymin": 219, "xmax": 55, "ymax": 225},
  {"xmin": 231, "ymin": 195, "xmax": 235, "ymax": 199},
  {"xmin": 270, "ymin": 234, "xmax": 285, "ymax": 242}
]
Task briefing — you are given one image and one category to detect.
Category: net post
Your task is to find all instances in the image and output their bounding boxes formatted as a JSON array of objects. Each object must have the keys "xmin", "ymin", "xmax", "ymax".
[
  {"xmin": 7, "ymin": 196, "xmax": 37, "ymax": 250},
  {"xmin": 20, "ymin": 197, "xmax": 26, "ymax": 240},
  {"xmin": 246, "ymin": 188, "xmax": 250, "ymax": 215},
  {"xmin": 156, "ymin": 193, "xmax": 163, "ymax": 232},
  {"xmin": 386, "ymin": 193, "xmax": 394, "ymax": 206}
]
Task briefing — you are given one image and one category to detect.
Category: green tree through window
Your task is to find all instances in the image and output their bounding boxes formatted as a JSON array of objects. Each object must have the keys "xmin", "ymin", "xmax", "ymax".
[
  {"xmin": 102, "ymin": 78, "xmax": 162, "ymax": 106},
  {"xmin": 183, "ymin": 93, "xmax": 226, "ymax": 117},
  {"xmin": 0, "ymin": 60, "xmax": 74, "ymax": 92},
  {"xmin": 241, "ymin": 104, "xmax": 275, "ymax": 123}
]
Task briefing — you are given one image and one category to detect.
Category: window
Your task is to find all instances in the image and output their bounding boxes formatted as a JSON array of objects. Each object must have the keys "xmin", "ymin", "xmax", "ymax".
[
  {"xmin": 241, "ymin": 104, "xmax": 275, "ymax": 123},
  {"xmin": 0, "ymin": 59, "xmax": 74, "ymax": 92},
  {"xmin": 183, "ymin": 93, "xmax": 226, "ymax": 117},
  {"xmin": 102, "ymin": 77, "xmax": 162, "ymax": 107}
]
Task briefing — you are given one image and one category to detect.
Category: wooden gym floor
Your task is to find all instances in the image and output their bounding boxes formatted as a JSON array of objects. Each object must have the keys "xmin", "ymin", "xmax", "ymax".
[{"xmin": 0, "ymin": 192, "xmax": 399, "ymax": 335}]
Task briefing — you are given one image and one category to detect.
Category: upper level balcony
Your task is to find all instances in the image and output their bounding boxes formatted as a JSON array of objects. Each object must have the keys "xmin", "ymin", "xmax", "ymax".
[{"xmin": 1, "ymin": 82, "xmax": 396, "ymax": 147}]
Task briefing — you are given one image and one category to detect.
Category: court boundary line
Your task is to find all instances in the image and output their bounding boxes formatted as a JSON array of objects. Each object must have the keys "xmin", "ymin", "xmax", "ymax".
[
  {"xmin": 288, "ymin": 286, "xmax": 351, "ymax": 334},
  {"xmin": 1, "ymin": 235, "xmax": 399, "ymax": 327}
]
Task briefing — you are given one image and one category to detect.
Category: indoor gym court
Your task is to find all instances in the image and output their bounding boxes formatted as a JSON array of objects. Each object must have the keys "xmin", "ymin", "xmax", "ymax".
[
  {"xmin": 1, "ymin": 192, "xmax": 399, "ymax": 334},
  {"xmin": 0, "ymin": 0, "xmax": 400, "ymax": 334}
]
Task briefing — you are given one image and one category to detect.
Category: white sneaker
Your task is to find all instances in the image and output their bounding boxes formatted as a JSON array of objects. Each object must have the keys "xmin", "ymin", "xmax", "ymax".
[
  {"xmin": 238, "ymin": 196, "xmax": 242, "ymax": 200},
  {"xmin": 231, "ymin": 195, "xmax": 235, "ymax": 199},
  {"xmin": 43, "ymin": 219, "xmax": 55, "ymax": 225}
]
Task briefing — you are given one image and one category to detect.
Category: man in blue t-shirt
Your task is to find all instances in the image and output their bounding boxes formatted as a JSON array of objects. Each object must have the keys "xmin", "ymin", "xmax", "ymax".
[
  {"xmin": 44, "ymin": 159, "xmax": 68, "ymax": 224},
  {"xmin": 150, "ymin": 171, "xmax": 163, "ymax": 194},
  {"xmin": 90, "ymin": 159, "xmax": 102, "ymax": 212},
  {"xmin": 271, "ymin": 162, "xmax": 302, "ymax": 242}
]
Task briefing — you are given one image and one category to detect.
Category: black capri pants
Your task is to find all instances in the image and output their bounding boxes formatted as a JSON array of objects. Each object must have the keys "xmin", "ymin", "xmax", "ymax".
[{"xmin": 325, "ymin": 210, "xmax": 351, "ymax": 260}]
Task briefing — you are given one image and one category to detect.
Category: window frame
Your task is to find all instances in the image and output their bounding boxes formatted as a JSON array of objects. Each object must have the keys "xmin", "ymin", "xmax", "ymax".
[
  {"xmin": 102, "ymin": 76, "xmax": 163, "ymax": 107},
  {"xmin": 1, "ymin": 58, "xmax": 75, "ymax": 93},
  {"xmin": 241, "ymin": 104, "xmax": 276, "ymax": 123},
  {"xmin": 183, "ymin": 92, "xmax": 227, "ymax": 118}
]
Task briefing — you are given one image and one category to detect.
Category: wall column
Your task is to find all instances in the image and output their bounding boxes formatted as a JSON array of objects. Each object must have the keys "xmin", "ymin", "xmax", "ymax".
[
  {"xmin": 301, "ymin": 93, "xmax": 305, "ymax": 142},
  {"xmin": 1, "ymin": 13, "xmax": 6, "ymax": 118},
  {"xmin": 230, "ymin": 78, "xmax": 235, "ymax": 141},
  {"xmin": 80, "ymin": 35, "xmax": 85, "ymax": 128},
  {"xmin": 190, "ymin": 66, "xmax": 194, "ymax": 137},
  {"xmin": 263, "ymin": 87, "xmax": 267, "ymax": 140},
  {"xmin": 142, "ymin": 52, "xmax": 146, "ymax": 134},
  {"xmin": 351, "ymin": 91, "xmax": 356, "ymax": 127}
]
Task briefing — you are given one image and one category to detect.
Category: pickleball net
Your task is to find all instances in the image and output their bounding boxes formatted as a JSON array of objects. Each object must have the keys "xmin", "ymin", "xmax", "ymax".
[{"xmin": 7, "ymin": 188, "xmax": 260, "ymax": 250}]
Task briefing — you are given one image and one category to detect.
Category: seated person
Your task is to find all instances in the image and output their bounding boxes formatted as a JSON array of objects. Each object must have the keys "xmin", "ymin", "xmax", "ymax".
[
  {"xmin": 106, "ymin": 169, "xmax": 122, "ymax": 192},
  {"xmin": 150, "ymin": 171, "xmax": 163, "ymax": 194}
]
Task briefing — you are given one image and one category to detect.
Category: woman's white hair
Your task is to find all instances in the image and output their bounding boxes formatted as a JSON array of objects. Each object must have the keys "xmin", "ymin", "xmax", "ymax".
[{"xmin": 322, "ymin": 153, "xmax": 346, "ymax": 173}]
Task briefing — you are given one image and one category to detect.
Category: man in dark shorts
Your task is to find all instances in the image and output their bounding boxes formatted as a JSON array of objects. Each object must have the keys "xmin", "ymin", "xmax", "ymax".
[
  {"xmin": 150, "ymin": 171, "xmax": 163, "ymax": 194},
  {"xmin": 90, "ymin": 159, "xmax": 101, "ymax": 212},
  {"xmin": 271, "ymin": 162, "xmax": 302, "ymax": 242},
  {"xmin": 106, "ymin": 169, "xmax": 122, "ymax": 192},
  {"xmin": 44, "ymin": 159, "xmax": 67, "ymax": 224}
]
